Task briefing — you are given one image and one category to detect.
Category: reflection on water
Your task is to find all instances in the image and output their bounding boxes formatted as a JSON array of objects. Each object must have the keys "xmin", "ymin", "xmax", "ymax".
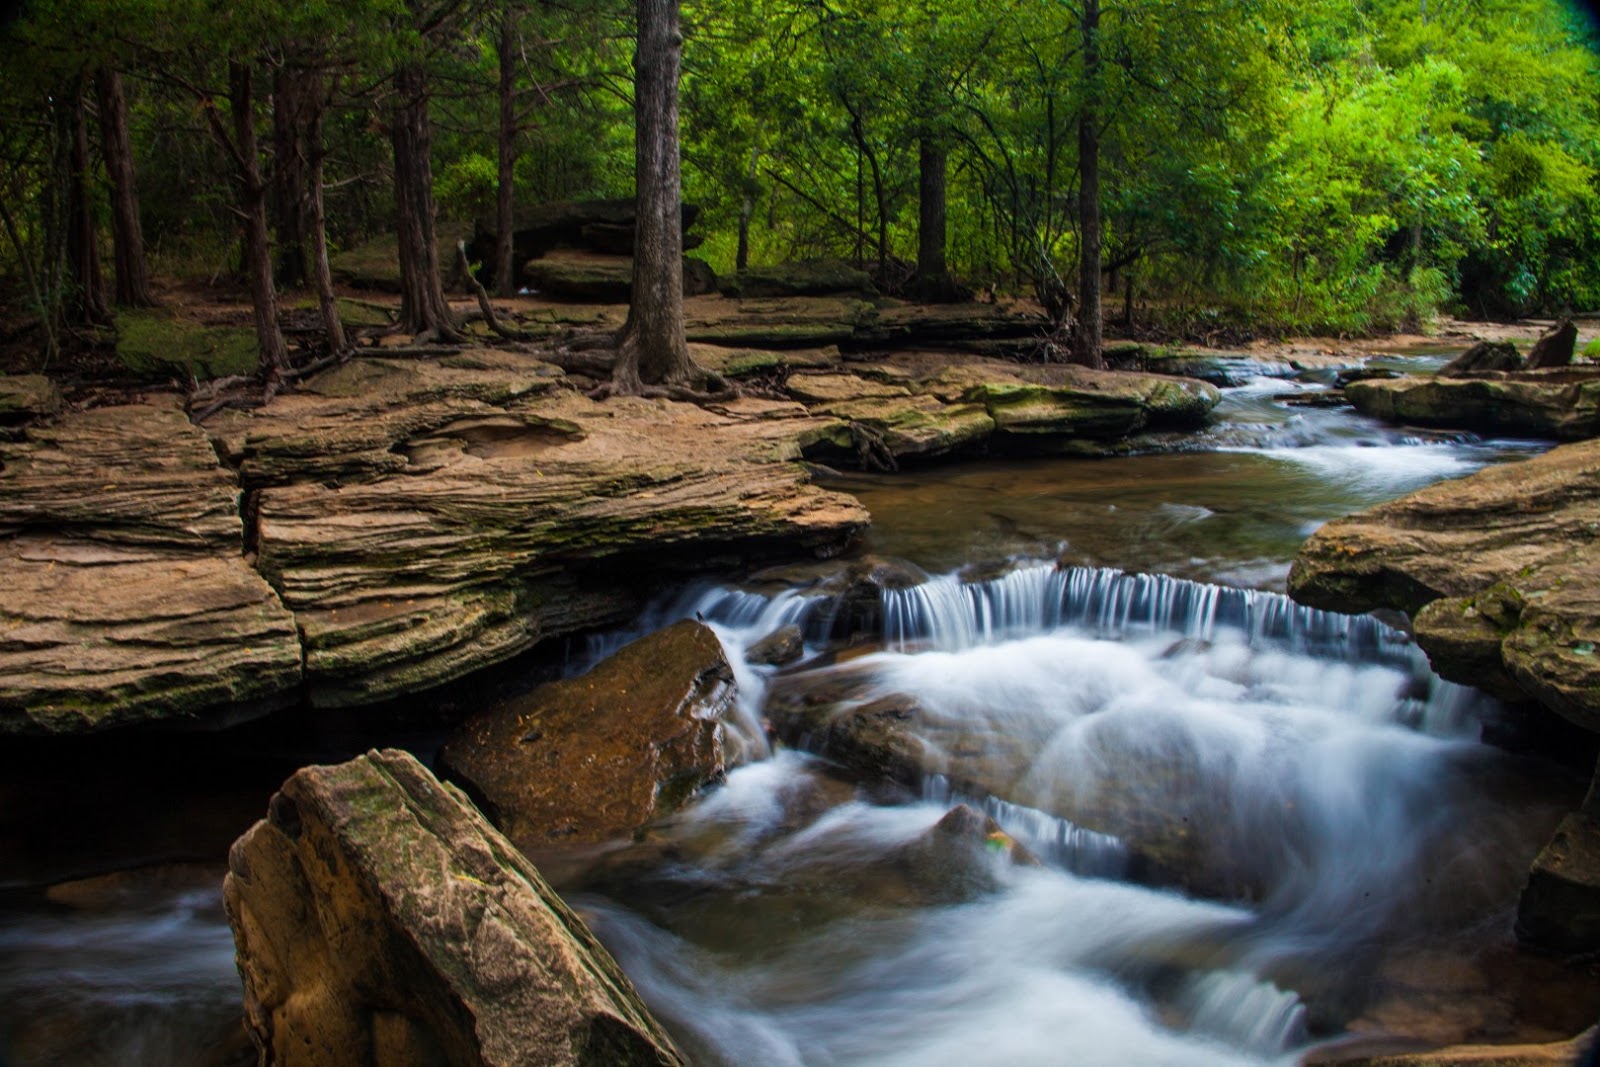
[
  {"xmin": 0, "ymin": 873, "xmax": 246, "ymax": 1067},
  {"xmin": 827, "ymin": 375, "xmax": 1547, "ymax": 586}
]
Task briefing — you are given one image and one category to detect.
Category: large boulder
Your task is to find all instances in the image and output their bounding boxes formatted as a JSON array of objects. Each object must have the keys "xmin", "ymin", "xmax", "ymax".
[
  {"xmin": 523, "ymin": 250, "xmax": 717, "ymax": 303},
  {"xmin": 224, "ymin": 749, "xmax": 684, "ymax": 1067},
  {"xmin": 0, "ymin": 374, "xmax": 61, "ymax": 428},
  {"xmin": 439, "ymin": 621, "xmax": 735, "ymax": 852},
  {"xmin": 722, "ymin": 258, "xmax": 876, "ymax": 299},
  {"xmin": 1344, "ymin": 368, "xmax": 1600, "ymax": 440},
  {"xmin": 1438, "ymin": 340, "xmax": 1524, "ymax": 378},
  {"xmin": 471, "ymin": 199, "xmax": 702, "ymax": 289},
  {"xmin": 1525, "ymin": 320, "xmax": 1578, "ymax": 371}
]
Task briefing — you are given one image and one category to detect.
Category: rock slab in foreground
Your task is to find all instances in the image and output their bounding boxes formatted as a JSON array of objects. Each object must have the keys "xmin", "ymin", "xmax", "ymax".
[
  {"xmin": 439, "ymin": 621, "xmax": 735, "ymax": 852},
  {"xmin": 225, "ymin": 748, "xmax": 684, "ymax": 1067}
]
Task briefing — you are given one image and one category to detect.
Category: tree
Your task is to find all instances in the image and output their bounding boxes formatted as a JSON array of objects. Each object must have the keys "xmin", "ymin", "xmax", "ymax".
[
  {"xmin": 609, "ymin": 0, "xmax": 711, "ymax": 394},
  {"xmin": 95, "ymin": 66, "xmax": 156, "ymax": 307}
]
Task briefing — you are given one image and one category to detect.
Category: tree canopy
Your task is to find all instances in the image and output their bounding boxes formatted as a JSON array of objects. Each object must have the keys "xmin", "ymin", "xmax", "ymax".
[{"xmin": 1, "ymin": 0, "xmax": 1597, "ymax": 373}]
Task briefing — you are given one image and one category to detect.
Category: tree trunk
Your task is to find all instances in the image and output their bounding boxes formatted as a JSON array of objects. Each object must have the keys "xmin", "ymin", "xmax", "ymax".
[
  {"xmin": 494, "ymin": 8, "xmax": 518, "ymax": 296},
  {"xmin": 611, "ymin": 0, "xmax": 696, "ymax": 392},
  {"xmin": 1072, "ymin": 0, "xmax": 1105, "ymax": 369},
  {"xmin": 271, "ymin": 67, "xmax": 309, "ymax": 288},
  {"xmin": 916, "ymin": 138, "xmax": 951, "ymax": 301},
  {"xmin": 390, "ymin": 63, "xmax": 461, "ymax": 340},
  {"xmin": 95, "ymin": 67, "xmax": 156, "ymax": 308},
  {"xmin": 64, "ymin": 84, "xmax": 110, "ymax": 326},
  {"xmin": 229, "ymin": 61, "xmax": 290, "ymax": 380},
  {"xmin": 736, "ymin": 142, "xmax": 759, "ymax": 273},
  {"xmin": 305, "ymin": 70, "xmax": 346, "ymax": 354}
]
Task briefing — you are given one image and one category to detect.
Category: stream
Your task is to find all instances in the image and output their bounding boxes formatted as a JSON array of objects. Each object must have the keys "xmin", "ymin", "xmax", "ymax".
[{"xmin": 1, "ymin": 356, "xmax": 1594, "ymax": 1066}]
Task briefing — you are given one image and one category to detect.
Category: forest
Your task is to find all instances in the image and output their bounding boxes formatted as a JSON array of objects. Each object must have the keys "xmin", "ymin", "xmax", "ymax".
[{"xmin": 1, "ymin": 0, "xmax": 1598, "ymax": 383}]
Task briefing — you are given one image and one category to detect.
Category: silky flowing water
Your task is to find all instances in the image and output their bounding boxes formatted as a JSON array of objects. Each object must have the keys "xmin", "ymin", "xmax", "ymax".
[{"xmin": 1, "ymin": 361, "xmax": 1594, "ymax": 1065}]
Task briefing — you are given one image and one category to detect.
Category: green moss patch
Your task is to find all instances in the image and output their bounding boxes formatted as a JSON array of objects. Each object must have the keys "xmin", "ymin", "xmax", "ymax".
[{"xmin": 116, "ymin": 310, "xmax": 259, "ymax": 381}]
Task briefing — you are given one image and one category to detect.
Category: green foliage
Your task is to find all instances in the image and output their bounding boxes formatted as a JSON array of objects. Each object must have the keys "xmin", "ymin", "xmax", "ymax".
[{"xmin": 1, "ymin": 0, "xmax": 1595, "ymax": 345}]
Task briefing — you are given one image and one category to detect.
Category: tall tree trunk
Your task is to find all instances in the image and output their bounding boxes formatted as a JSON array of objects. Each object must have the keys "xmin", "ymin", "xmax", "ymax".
[
  {"xmin": 271, "ymin": 67, "xmax": 309, "ymax": 288},
  {"xmin": 736, "ymin": 142, "xmax": 759, "ymax": 273},
  {"xmin": 1072, "ymin": 0, "xmax": 1105, "ymax": 369},
  {"xmin": 916, "ymin": 138, "xmax": 951, "ymax": 301},
  {"xmin": 229, "ymin": 62, "xmax": 289, "ymax": 381},
  {"xmin": 494, "ymin": 8, "xmax": 518, "ymax": 296},
  {"xmin": 95, "ymin": 67, "xmax": 155, "ymax": 308},
  {"xmin": 611, "ymin": 0, "xmax": 696, "ymax": 392},
  {"xmin": 305, "ymin": 70, "xmax": 346, "ymax": 354},
  {"xmin": 64, "ymin": 84, "xmax": 110, "ymax": 326},
  {"xmin": 390, "ymin": 63, "xmax": 460, "ymax": 340}
]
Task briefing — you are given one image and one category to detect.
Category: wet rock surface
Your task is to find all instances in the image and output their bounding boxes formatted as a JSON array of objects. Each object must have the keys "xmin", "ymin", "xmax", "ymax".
[
  {"xmin": 224, "ymin": 748, "xmax": 684, "ymax": 1067},
  {"xmin": 438, "ymin": 621, "xmax": 735, "ymax": 852},
  {"xmin": 1289, "ymin": 438, "xmax": 1600, "ymax": 733}
]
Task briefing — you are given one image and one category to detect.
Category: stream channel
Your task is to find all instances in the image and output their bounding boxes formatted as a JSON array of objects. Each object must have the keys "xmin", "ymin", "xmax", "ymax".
[{"xmin": 3, "ymin": 353, "xmax": 1598, "ymax": 1066}]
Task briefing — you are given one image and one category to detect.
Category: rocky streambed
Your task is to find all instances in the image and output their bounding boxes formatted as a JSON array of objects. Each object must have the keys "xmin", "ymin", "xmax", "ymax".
[{"xmin": 4, "ymin": 320, "xmax": 1600, "ymax": 1066}]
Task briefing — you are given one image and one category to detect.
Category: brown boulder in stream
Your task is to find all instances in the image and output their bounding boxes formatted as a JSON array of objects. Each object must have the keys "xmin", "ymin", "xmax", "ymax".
[
  {"xmin": 1438, "ymin": 341, "xmax": 1524, "ymax": 378},
  {"xmin": 439, "ymin": 620, "xmax": 735, "ymax": 853},
  {"xmin": 1525, "ymin": 319, "xmax": 1578, "ymax": 370},
  {"xmin": 224, "ymin": 749, "xmax": 683, "ymax": 1067}
]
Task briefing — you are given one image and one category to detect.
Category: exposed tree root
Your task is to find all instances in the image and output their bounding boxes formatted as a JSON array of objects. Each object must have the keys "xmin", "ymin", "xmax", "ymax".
[{"xmin": 455, "ymin": 240, "xmax": 541, "ymax": 342}]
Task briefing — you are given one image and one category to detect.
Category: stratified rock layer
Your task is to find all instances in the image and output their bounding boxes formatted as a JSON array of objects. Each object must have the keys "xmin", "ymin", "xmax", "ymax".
[
  {"xmin": 224, "ymin": 749, "xmax": 684, "ymax": 1067},
  {"xmin": 1290, "ymin": 439, "xmax": 1600, "ymax": 953},
  {"xmin": 0, "ymin": 401, "xmax": 302, "ymax": 733},
  {"xmin": 1289, "ymin": 438, "xmax": 1600, "ymax": 732},
  {"xmin": 219, "ymin": 356, "xmax": 867, "ymax": 707},
  {"xmin": 1345, "ymin": 367, "xmax": 1600, "ymax": 440},
  {"xmin": 439, "ymin": 621, "xmax": 735, "ymax": 852}
]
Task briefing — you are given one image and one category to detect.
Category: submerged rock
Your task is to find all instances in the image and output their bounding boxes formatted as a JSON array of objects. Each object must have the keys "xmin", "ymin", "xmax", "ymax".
[
  {"xmin": 746, "ymin": 623, "xmax": 805, "ymax": 666},
  {"xmin": 439, "ymin": 621, "xmax": 736, "ymax": 852},
  {"xmin": 225, "ymin": 749, "xmax": 684, "ymax": 1067}
]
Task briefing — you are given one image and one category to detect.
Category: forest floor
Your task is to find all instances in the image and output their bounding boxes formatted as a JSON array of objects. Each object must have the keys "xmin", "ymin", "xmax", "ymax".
[{"xmin": 5, "ymin": 273, "xmax": 1596, "ymax": 396}]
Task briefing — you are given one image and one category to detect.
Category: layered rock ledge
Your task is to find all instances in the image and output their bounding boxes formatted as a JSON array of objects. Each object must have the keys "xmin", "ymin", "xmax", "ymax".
[
  {"xmin": 225, "ymin": 748, "xmax": 684, "ymax": 1066},
  {"xmin": 0, "ymin": 354, "xmax": 867, "ymax": 731},
  {"xmin": 0, "ymin": 339, "xmax": 1218, "ymax": 732},
  {"xmin": 0, "ymin": 401, "xmax": 302, "ymax": 733},
  {"xmin": 1345, "ymin": 367, "xmax": 1600, "ymax": 441}
]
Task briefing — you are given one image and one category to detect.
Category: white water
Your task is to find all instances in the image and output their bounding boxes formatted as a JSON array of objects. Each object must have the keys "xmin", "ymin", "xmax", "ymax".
[{"xmin": 578, "ymin": 557, "xmax": 1547, "ymax": 1066}]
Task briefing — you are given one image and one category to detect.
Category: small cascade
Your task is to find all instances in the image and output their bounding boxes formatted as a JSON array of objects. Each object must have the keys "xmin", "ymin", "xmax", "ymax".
[
  {"xmin": 880, "ymin": 562, "xmax": 1415, "ymax": 666},
  {"xmin": 1182, "ymin": 971, "xmax": 1309, "ymax": 1057},
  {"xmin": 922, "ymin": 774, "xmax": 1131, "ymax": 879}
]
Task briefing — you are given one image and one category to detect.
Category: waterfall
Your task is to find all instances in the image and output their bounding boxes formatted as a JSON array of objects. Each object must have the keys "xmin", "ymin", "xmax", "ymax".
[{"xmin": 879, "ymin": 562, "xmax": 1415, "ymax": 667}]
